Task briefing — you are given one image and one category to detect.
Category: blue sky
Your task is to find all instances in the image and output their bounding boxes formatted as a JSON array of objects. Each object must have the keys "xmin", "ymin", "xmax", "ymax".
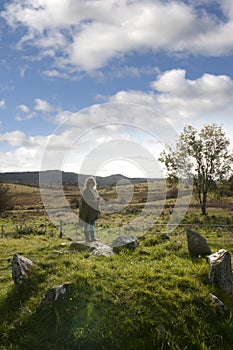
[{"xmin": 0, "ymin": 0, "xmax": 233, "ymax": 178}]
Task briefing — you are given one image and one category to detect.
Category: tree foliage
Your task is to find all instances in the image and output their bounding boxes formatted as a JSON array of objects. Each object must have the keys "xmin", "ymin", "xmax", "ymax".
[{"xmin": 159, "ymin": 124, "xmax": 233, "ymax": 215}]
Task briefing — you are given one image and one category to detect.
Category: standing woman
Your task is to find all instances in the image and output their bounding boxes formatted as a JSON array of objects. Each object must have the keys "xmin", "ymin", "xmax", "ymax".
[{"xmin": 79, "ymin": 177, "xmax": 100, "ymax": 242}]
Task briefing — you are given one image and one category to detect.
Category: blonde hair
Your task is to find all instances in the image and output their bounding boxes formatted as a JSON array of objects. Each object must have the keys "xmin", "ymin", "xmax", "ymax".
[{"xmin": 84, "ymin": 176, "xmax": 96, "ymax": 189}]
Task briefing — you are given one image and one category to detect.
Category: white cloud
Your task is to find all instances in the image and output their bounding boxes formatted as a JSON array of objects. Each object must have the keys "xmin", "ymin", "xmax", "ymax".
[
  {"xmin": 17, "ymin": 104, "xmax": 30, "ymax": 113},
  {"xmin": 105, "ymin": 69, "xmax": 233, "ymax": 125},
  {"xmin": 2, "ymin": 0, "xmax": 233, "ymax": 72},
  {"xmin": 0, "ymin": 99, "xmax": 5, "ymax": 109},
  {"xmin": 43, "ymin": 69, "xmax": 70, "ymax": 79},
  {"xmin": 0, "ymin": 100, "xmax": 176, "ymax": 175},
  {"xmin": 15, "ymin": 104, "xmax": 36, "ymax": 121},
  {"xmin": 15, "ymin": 98, "xmax": 58, "ymax": 121},
  {"xmin": 0, "ymin": 147, "xmax": 43, "ymax": 172},
  {"xmin": 34, "ymin": 98, "xmax": 55, "ymax": 112},
  {"xmin": 1, "ymin": 63, "xmax": 233, "ymax": 174},
  {"xmin": 0, "ymin": 130, "xmax": 36, "ymax": 147},
  {"xmin": 108, "ymin": 65, "xmax": 160, "ymax": 79},
  {"xmin": 15, "ymin": 113, "xmax": 36, "ymax": 121}
]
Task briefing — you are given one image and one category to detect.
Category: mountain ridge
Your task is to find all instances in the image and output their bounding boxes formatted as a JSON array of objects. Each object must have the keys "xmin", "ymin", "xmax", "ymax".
[{"xmin": 0, "ymin": 170, "xmax": 158, "ymax": 187}]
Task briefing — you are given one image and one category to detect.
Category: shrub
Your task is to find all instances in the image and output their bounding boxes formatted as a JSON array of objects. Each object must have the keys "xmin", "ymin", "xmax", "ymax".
[{"xmin": 13, "ymin": 224, "xmax": 46, "ymax": 236}]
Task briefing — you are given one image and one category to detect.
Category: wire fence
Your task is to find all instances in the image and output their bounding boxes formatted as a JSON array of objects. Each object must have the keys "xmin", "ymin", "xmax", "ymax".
[{"xmin": 1, "ymin": 220, "xmax": 233, "ymax": 251}]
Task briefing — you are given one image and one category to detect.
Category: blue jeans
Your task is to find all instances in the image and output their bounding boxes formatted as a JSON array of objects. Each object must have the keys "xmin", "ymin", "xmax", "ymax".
[{"xmin": 84, "ymin": 222, "xmax": 95, "ymax": 242}]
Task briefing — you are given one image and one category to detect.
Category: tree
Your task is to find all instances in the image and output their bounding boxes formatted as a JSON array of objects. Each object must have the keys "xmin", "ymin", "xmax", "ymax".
[
  {"xmin": 0, "ymin": 182, "xmax": 12, "ymax": 212},
  {"xmin": 216, "ymin": 174, "xmax": 233, "ymax": 197},
  {"xmin": 159, "ymin": 124, "xmax": 233, "ymax": 215}
]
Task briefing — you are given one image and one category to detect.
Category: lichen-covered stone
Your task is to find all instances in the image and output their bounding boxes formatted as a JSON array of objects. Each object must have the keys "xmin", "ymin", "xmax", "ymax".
[
  {"xmin": 208, "ymin": 249, "xmax": 233, "ymax": 296},
  {"xmin": 90, "ymin": 242, "xmax": 114, "ymax": 257},
  {"xmin": 12, "ymin": 254, "xmax": 33, "ymax": 287}
]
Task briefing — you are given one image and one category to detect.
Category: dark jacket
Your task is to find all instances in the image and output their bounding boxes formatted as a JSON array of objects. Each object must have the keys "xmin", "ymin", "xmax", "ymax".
[{"xmin": 79, "ymin": 187, "xmax": 100, "ymax": 225}]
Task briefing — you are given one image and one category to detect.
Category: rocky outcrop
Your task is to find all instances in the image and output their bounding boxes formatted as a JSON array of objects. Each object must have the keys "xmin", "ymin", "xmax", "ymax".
[
  {"xmin": 186, "ymin": 229, "xmax": 211, "ymax": 257},
  {"xmin": 12, "ymin": 254, "xmax": 33, "ymax": 287}
]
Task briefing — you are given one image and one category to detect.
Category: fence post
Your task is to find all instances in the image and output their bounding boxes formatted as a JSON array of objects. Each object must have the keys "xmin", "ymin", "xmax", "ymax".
[
  {"xmin": 59, "ymin": 220, "xmax": 63, "ymax": 238},
  {"xmin": 1, "ymin": 225, "xmax": 4, "ymax": 238}
]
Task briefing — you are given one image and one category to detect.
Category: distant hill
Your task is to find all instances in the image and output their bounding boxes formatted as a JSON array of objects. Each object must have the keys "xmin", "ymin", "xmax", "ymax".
[{"xmin": 0, "ymin": 171, "xmax": 155, "ymax": 187}]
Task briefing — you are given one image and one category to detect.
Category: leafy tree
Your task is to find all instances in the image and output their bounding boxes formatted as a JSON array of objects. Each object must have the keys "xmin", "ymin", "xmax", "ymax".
[
  {"xmin": 159, "ymin": 124, "xmax": 233, "ymax": 215},
  {"xmin": 0, "ymin": 182, "xmax": 12, "ymax": 212},
  {"xmin": 216, "ymin": 174, "xmax": 233, "ymax": 197}
]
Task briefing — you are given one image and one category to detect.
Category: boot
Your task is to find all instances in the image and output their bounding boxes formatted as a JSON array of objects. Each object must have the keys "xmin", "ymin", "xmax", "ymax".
[
  {"xmin": 90, "ymin": 231, "xmax": 95, "ymax": 242},
  {"xmin": 84, "ymin": 230, "xmax": 90, "ymax": 242}
]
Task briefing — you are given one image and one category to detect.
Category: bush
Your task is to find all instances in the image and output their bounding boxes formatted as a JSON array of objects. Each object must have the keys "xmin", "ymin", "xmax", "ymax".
[{"xmin": 13, "ymin": 224, "xmax": 46, "ymax": 236}]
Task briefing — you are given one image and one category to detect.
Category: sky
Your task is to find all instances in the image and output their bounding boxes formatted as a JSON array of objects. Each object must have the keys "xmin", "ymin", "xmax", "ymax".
[{"xmin": 1, "ymin": 0, "xmax": 233, "ymax": 179}]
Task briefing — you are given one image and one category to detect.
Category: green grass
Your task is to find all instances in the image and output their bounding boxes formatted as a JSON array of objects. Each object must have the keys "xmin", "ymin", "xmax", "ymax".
[{"xmin": 0, "ymin": 229, "xmax": 233, "ymax": 350}]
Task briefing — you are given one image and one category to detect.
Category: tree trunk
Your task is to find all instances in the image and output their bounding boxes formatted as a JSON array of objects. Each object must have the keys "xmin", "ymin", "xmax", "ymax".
[
  {"xmin": 201, "ymin": 190, "xmax": 207, "ymax": 215},
  {"xmin": 201, "ymin": 202, "xmax": 207, "ymax": 215}
]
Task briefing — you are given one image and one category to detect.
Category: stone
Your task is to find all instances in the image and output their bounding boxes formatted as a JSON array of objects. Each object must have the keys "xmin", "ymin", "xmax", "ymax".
[
  {"xmin": 207, "ymin": 249, "xmax": 233, "ymax": 296},
  {"xmin": 112, "ymin": 235, "xmax": 138, "ymax": 253},
  {"xmin": 69, "ymin": 241, "xmax": 90, "ymax": 252},
  {"xmin": 12, "ymin": 254, "xmax": 33, "ymax": 287},
  {"xmin": 186, "ymin": 229, "xmax": 211, "ymax": 257},
  {"xmin": 209, "ymin": 293, "xmax": 228, "ymax": 315},
  {"xmin": 90, "ymin": 242, "xmax": 114, "ymax": 257},
  {"xmin": 37, "ymin": 282, "xmax": 72, "ymax": 310}
]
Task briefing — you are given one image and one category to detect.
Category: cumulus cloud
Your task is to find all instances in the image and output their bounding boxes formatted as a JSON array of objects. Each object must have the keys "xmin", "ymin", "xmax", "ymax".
[
  {"xmin": 15, "ymin": 99, "xmax": 58, "ymax": 121},
  {"xmin": 0, "ymin": 147, "xmax": 44, "ymax": 172},
  {"xmin": 2, "ymin": 0, "xmax": 233, "ymax": 73},
  {"xmin": 1, "ymin": 65, "xmax": 233, "ymax": 173},
  {"xmin": 34, "ymin": 98, "xmax": 56, "ymax": 112},
  {"xmin": 106, "ymin": 69, "xmax": 233, "ymax": 124},
  {"xmin": 0, "ymin": 99, "xmax": 176, "ymax": 174},
  {"xmin": 0, "ymin": 130, "xmax": 36, "ymax": 147},
  {"xmin": 0, "ymin": 130, "xmax": 77, "ymax": 172}
]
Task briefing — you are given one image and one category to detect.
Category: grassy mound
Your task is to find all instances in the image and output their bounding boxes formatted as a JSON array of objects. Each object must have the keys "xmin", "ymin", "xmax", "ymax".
[{"xmin": 0, "ymin": 232, "xmax": 232, "ymax": 350}]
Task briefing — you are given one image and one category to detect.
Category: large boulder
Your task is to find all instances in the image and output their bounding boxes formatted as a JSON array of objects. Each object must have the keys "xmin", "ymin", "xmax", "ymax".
[
  {"xmin": 186, "ymin": 229, "xmax": 211, "ymax": 257},
  {"xmin": 207, "ymin": 249, "xmax": 233, "ymax": 296},
  {"xmin": 12, "ymin": 254, "xmax": 33, "ymax": 287},
  {"xmin": 112, "ymin": 235, "xmax": 138, "ymax": 253}
]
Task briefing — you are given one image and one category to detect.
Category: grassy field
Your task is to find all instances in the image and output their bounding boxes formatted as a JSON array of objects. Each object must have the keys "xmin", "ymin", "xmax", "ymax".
[{"xmin": 0, "ymin": 182, "xmax": 233, "ymax": 349}]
